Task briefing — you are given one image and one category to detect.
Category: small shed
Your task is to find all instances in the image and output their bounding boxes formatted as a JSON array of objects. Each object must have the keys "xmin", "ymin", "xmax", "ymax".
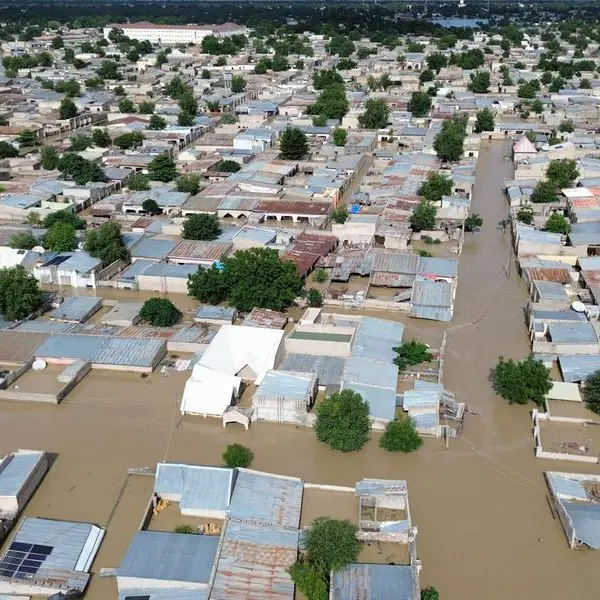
[
  {"xmin": 100, "ymin": 302, "xmax": 142, "ymax": 327},
  {"xmin": 194, "ymin": 305, "xmax": 237, "ymax": 325},
  {"xmin": 0, "ymin": 450, "xmax": 48, "ymax": 519},
  {"xmin": 49, "ymin": 297, "xmax": 103, "ymax": 323}
]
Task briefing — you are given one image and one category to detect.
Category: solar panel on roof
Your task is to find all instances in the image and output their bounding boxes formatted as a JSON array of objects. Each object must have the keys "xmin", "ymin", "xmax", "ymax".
[
  {"xmin": 10, "ymin": 542, "xmax": 32, "ymax": 552},
  {"xmin": 124, "ymin": 596, "xmax": 151, "ymax": 600},
  {"xmin": 31, "ymin": 544, "xmax": 52, "ymax": 555},
  {"xmin": 0, "ymin": 541, "xmax": 53, "ymax": 579}
]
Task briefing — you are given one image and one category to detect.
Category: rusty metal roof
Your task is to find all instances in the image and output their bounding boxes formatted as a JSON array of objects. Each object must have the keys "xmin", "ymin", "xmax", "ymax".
[
  {"xmin": 0, "ymin": 330, "xmax": 49, "ymax": 364},
  {"xmin": 523, "ymin": 267, "xmax": 572, "ymax": 283},
  {"xmin": 168, "ymin": 240, "xmax": 232, "ymax": 262}
]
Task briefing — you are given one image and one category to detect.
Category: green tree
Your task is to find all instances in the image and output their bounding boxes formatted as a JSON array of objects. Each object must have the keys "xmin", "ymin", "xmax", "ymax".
[
  {"xmin": 433, "ymin": 115, "xmax": 467, "ymax": 162},
  {"xmin": 222, "ymin": 443, "xmax": 253, "ymax": 468},
  {"xmin": 393, "ymin": 339, "xmax": 433, "ymax": 370},
  {"xmin": 559, "ymin": 120, "xmax": 574, "ymax": 133},
  {"xmin": 176, "ymin": 174, "xmax": 201, "ymax": 196},
  {"xmin": 288, "ymin": 562, "xmax": 327, "ymax": 600},
  {"xmin": 40, "ymin": 145, "xmax": 59, "ymax": 170},
  {"xmin": 43, "ymin": 222, "xmax": 77, "ymax": 252},
  {"xmin": 8, "ymin": 231, "xmax": 37, "ymax": 250},
  {"xmin": 59, "ymin": 97, "xmax": 78, "ymax": 120},
  {"xmin": 582, "ymin": 371, "xmax": 600, "ymax": 415},
  {"xmin": 545, "ymin": 212, "xmax": 571, "ymax": 234},
  {"xmin": 331, "ymin": 203, "xmax": 349, "ymax": 224},
  {"xmin": 148, "ymin": 154, "xmax": 178, "ymax": 182},
  {"xmin": 530, "ymin": 180, "xmax": 558, "ymax": 204},
  {"xmin": 517, "ymin": 82, "xmax": 537, "ymax": 99},
  {"xmin": 187, "ymin": 248, "xmax": 303, "ymax": 312},
  {"xmin": 0, "ymin": 141, "xmax": 17, "ymax": 159},
  {"xmin": 0, "ymin": 266, "xmax": 42, "ymax": 321},
  {"xmin": 96, "ymin": 59, "xmax": 120, "ymax": 80},
  {"xmin": 307, "ymin": 288, "xmax": 323, "ymax": 307},
  {"xmin": 51, "ymin": 36, "xmax": 63, "ymax": 49},
  {"xmin": 308, "ymin": 84, "xmax": 348, "ymax": 120},
  {"xmin": 128, "ymin": 172, "xmax": 151, "ymax": 191},
  {"xmin": 531, "ymin": 99, "xmax": 544, "ymax": 114},
  {"xmin": 216, "ymin": 160, "xmax": 241, "ymax": 173},
  {"xmin": 178, "ymin": 111, "xmax": 195, "ymax": 126},
  {"xmin": 380, "ymin": 419, "xmax": 423, "ymax": 453},
  {"xmin": 182, "ymin": 214, "xmax": 222, "ymax": 241},
  {"xmin": 427, "ymin": 52, "xmax": 448, "ymax": 72},
  {"xmin": 408, "ymin": 91, "xmax": 432, "ymax": 117},
  {"xmin": 313, "ymin": 69, "xmax": 343, "ymax": 90},
  {"xmin": 219, "ymin": 114, "xmax": 237, "ymax": 125},
  {"xmin": 201, "ymin": 69, "xmax": 211, "ymax": 79},
  {"xmin": 358, "ymin": 99, "xmax": 390, "ymax": 129},
  {"xmin": 139, "ymin": 297, "xmax": 181, "ymax": 327},
  {"xmin": 315, "ymin": 389, "xmax": 371, "ymax": 453},
  {"xmin": 419, "ymin": 69, "xmax": 435, "ymax": 84},
  {"xmin": 142, "ymin": 198, "xmax": 161, "ymax": 215},
  {"xmin": 333, "ymin": 127, "xmax": 347, "ymax": 147},
  {"xmin": 314, "ymin": 268, "xmax": 328, "ymax": 283},
  {"xmin": 580, "ymin": 78, "xmax": 592, "ymax": 90},
  {"xmin": 43, "ymin": 209, "xmax": 85, "ymax": 230},
  {"xmin": 547, "ymin": 159, "xmax": 579, "ymax": 189},
  {"xmin": 17, "ymin": 129, "xmax": 38, "ymax": 147},
  {"xmin": 305, "ymin": 517, "xmax": 360, "ymax": 572},
  {"xmin": 474, "ymin": 108, "xmax": 495, "ymax": 133},
  {"xmin": 138, "ymin": 101, "xmax": 155, "ymax": 114},
  {"xmin": 421, "ymin": 587, "xmax": 440, "ymax": 600},
  {"xmin": 464, "ymin": 214, "xmax": 483, "ymax": 232},
  {"xmin": 468, "ymin": 71, "xmax": 491, "ymax": 93},
  {"xmin": 69, "ymin": 134, "xmax": 93, "ymax": 151},
  {"xmin": 410, "ymin": 201, "xmax": 437, "ymax": 232},
  {"xmin": 492, "ymin": 356, "xmax": 552, "ymax": 406},
  {"xmin": 516, "ymin": 206, "xmax": 534, "ymax": 224},
  {"xmin": 118, "ymin": 98, "xmax": 136, "ymax": 113},
  {"xmin": 84, "ymin": 221, "xmax": 127, "ymax": 266},
  {"xmin": 280, "ymin": 127, "xmax": 309, "ymax": 160},
  {"xmin": 92, "ymin": 128, "xmax": 112, "ymax": 147},
  {"xmin": 54, "ymin": 79, "xmax": 81, "ymax": 97},
  {"xmin": 231, "ymin": 75, "xmax": 246, "ymax": 93},
  {"xmin": 418, "ymin": 173, "xmax": 453, "ymax": 203},
  {"xmin": 148, "ymin": 114, "xmax": 167, "ymax": 130},
  {"xmin": 57, "ymin": 153, "xmax": 106, "ymax": 185}
]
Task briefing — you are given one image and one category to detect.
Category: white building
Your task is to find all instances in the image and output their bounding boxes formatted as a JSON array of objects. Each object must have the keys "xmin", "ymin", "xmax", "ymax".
[{"xmin": 103, "ymin": 22, "xmax": 246, "ymax": 45}]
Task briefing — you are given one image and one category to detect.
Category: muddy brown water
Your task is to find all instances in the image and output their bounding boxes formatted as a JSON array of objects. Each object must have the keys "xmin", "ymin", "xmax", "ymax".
[{"xmin": 1, "ymin": 141, "xmax": 599, "ymax": 600}]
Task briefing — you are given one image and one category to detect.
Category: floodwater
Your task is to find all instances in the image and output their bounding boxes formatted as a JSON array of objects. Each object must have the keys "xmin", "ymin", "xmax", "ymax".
[{"xmin": 1, "ymin": 142, "xmax": 599, "ymax": 600}]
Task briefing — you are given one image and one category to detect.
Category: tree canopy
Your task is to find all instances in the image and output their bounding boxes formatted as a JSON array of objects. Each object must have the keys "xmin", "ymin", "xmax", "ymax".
[
  {"xmin": 92, "ymin": 128, "xmax": 112, "ymax": 148},
  {"xmin": 148, "ymin": 114, "xmax": 167, "ymax": 130},
  {"xmin": 468, "ymin": 70, "xmax": 491, "ymax": 93},
  {"xmin": 9, "ymin": 231, "xmax": 37, "ymax": 250},
  {"xmin": 422, "ymin": 587, "xmax": 441, "ymax": 600},
  {"xmin": 474, "ymin": 108, "xmax": 495, "ymax": 133},
  {"xmin": 0, "ymin": 141, "xmax": 18, "ymax": 159},
  {"xmin": 545, "ymin": 212, "xmax": 571, "ymax": 234},
  {"xmin": 59, "ymin": 97, "xmax": 78, "ymax": 120},
  {"xmin": 315, "ymin": 389, "xmax": 371, "ymax": 452},
  {"xmin": 142, "ymin": 199, "xmax": 161, "ymax": 215},
  {"xmin": 84, "ymin": 221, "xmax": 127, "ymax": 266},
  {"xmin": 305, "ymin": 518, "xmax": 360, "ymax": 572},
  {"xmin": 333, "ymin": 127, "xmax": 347, "ymax": 147},
  {"xmin": 408, "ymin": 91, "xmax": 432, "ymax": 118},
  {"xmin": 280, "ymin": 127, "xmax": 309, "ymax": 160},
  {"xmin": 434, "ymin": 115, "xmax": 467, "ymax": 162},
  {"xmin": 176, "ymin": 174, "xmax": 201, "ymax": 195},
  {"xmin": 582, "ymin": 371, "xmax": 600, "ymax": 416},
  {"xmin": 139, "ymin": 297, "xmax": 181, "ymax": 327},
  {"xmin": 530, "ymin": 180, "xmax": 558, "ymax": 204},
  {"xmin": 492, "ymin": 356, "xmax": 551, "ymax": 406},
  {"xmin": 43, "ymin": 222, "xmax": 77, "ymax": 252},
  {"xmin": 288, "ymin": 562, "xmax": 328, "ymax": 600},
  {"xmin": 418, "ymin": 173, "xmax": 453, "ymax": 203},
  {"xmin": 148, "ymin": 154, "xmax": 178, "ymax": 182},
  {"xmin": 188, "ymin": 247, "xmax": 303, "ymax": 312},
  {"xmin": 547, "ymin": 159, "xmax": 579, "ymax": 189},
  {"xmin": 307, "ymin": 84, "xmax": 348, "ymax": 120},
  {"xmin": 358, "ymin": 99, "xmax": 390, "ymax": 129},
  {"xmin": 43, "ymin": 209, "xmax": 85, "ymax": 230},
  {"xmin": 0, "ymin": 266, "xmax": 42, "ymax": 321},
  {"xmin": 393, "ymin": 339, "xmax": 433, "ymax": 370},
  {"xmin": 216, "ymin": 160, "xmax": 241, "ymax": 173},
  {"xmin": 410, "ymin": 200, "xmax": 437, "ymax": 232},
  {"xmin": 57, "ymin": 153, "xmax": 106, "ymax": 185},
  {"xmin": 222, "ymin": 444, "xmax": 254, "ymax": 468},
  {"xmin": 182, "ymin": 214, "xmax": 222, "ymax": 241},
  {"xmin": 380, "ymin": 419, "xmax": 423, "ymax": 453},
  {"xmin": 40, "ymin": 146, "xmax": 59, "ymax": 170},
  {"xmin": 464, "ymin": 213, "xmax": 483, "ymax": 232},
  {"xmin": 331, "ymin": 203, "xmax": 349, "ymax": 224},
  {"xmin": 128, "ymin": 172, "xmax": 151, "ymax": 191}
]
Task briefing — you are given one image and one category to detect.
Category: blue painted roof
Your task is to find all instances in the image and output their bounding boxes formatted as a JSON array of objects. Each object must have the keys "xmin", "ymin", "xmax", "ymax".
[
  {"xmin": 559, "ymin": 354, "xmax": 600, "ymax": 382},
  {"xmin": 0, "ymin": 451, "xmax": 45, "ymax": 497},
  {"xmin": 280, "ymin": 353, "xmax": 344, "ymax": 387},
  {"xmin": 119, "ymin": 531, "xmax": 219, "ymax": 584},
  {"xmin": 562, "ymin": 502, "xmax": 600, "ymax": 549}
]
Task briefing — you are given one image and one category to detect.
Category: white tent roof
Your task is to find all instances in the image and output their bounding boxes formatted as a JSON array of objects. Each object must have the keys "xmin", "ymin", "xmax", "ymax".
[
  {"xmin": 198, "ymin": 325, "xmax": 285, "ymax": 384},
  {"xmin": 180, "ymin": 364, "xmax": 241, "ymax": 417}
]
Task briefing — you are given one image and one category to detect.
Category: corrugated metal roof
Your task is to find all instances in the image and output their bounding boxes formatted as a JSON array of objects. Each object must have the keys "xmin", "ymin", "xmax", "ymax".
[
  {"xmin": 352, "ymin": 317, "xmax": 404, "ymax": 364},
  {"xmin": 168, "ymin": 240, "xmax": 232, "ymax": 262},
  {"xmin": 0, "ymin": 330, "xmax": 49, "ymax": 363},
  {"xmin": 343, "ymin": 383, "xmax": 397, "ymax": 422},
  {"xmin": 228, "ymin": 470, "xmax": 303, "ymax": 530},
  {"xmin": 559, "ymin": 354, "xmax": 600, "ymax": 382},
  {"xmin": 409, "ymin": 279, "xmax": 453, "ymax": 322},
  {"xmin": 49, "ymin": 297, "xmax": 102, "ymax": 323},
  {"xmin": 15, "ymin": 320, "xmax": 74, "ymax": 333},
  {"xmin": 546, "ymin": 473, "xmax": 588, "ymax": 500},
  {"xmin": 0, "ymin": 451, "xmax": 45, "ymax": 498},
  {"xmin": 12, "ymin": 517, "xmax": 101, "ymax": 572},
  {"xmin": 343, "ymin": 356, "xmax": 397, "ymax": 390},
  {"xmin": 548, "ymin": 322, "xmax": 599, "ymax": 344},
  {"xmin": 533, "ymin": 281, "xmax": 570, "ymax": 303},
  {"xmin": 131, "ymin": 238, "xmax": 178, "ymax": 259},
  {"xmin": 355, "ymin": 479, "xmax": 407, "ymax": 497},
  {"xmin": 531, "ymin": 309, "xmax": 586, "ymax": 323},
  {"xmin": 562, "ymin": 502, "xmax": 600, "ymax": 549},
  {"xmin": 280, "ymin": 353, "xmax": 344, "ymax": 387},
  {"xmin": 331, "ymin": 563, "xmax": 417, "ymax": 600},
  {"xmin": 139, "ymin": 262, "xmax": 199, "ymax": 279},
  {"xmin": 154, "ymin": 463, "xmax": 233, "ymax": 513},
  {"xmin": 195, "ymin": 305, "xmax": 237, "ymax": 322},
  {"xmin": 255, "ymin": 370, "xmax": 315, "ymax": 403},
  {"xmin": 118, "ymin": 588, "xmax": 207, "ymax": 600},
  {"xmin": 210, "ymin": 521, "xmax": 297, "ymax": 600},
  {"xmin": 119, "ymin": 531, "xmax": 218, "ymax": 584}
]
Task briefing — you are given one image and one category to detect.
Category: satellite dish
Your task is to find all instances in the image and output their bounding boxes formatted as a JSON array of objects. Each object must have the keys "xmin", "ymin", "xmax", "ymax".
[
  {"xmin": 32, "ymin": 246, "xmax": 45, "ymax": 253},
  {"xmin": 32, "ymin": 359, "xmax": 47, "ymax": 371},
  {"xmin": 571, "ymin": 301, "xmax": 586, "ymax": 313}
]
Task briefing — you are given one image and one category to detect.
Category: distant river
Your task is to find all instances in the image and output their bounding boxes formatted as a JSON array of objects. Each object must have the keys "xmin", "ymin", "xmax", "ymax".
[{"xmin": 429, "ymin": 17, "xmax": 488, "ymax": 27}]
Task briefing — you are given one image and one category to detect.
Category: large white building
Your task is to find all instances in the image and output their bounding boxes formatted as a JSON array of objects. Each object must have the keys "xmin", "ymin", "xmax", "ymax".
[{"xmin": 103, "ymin": 22, "xmax": 246, "ymax": 45}]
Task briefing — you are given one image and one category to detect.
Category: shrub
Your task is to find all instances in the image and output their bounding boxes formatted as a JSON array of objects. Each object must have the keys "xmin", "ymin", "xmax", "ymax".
[
  {"xmin": 174, "ymin": 525, "xmax": 195, "ymax": 534},
  {"xmin": 393, "ymin": 339, "xmax": 433, "ymax": 370},
  {"xmin": 139, "ymin": 297, "xmax": 181, "ymax": 327},
  {"xmin": 223, "ymin": 444, "xmax": 253, "ymax": 468},
  {"xmin": 380, "ymin": 419, "xmax": 423, "ymax": 453}
]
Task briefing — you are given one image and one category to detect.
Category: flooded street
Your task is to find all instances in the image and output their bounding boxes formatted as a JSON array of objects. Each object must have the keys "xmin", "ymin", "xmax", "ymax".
[{"xmin": 0, "ymin": 141, "xmax": 599, "ymax": 599}]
